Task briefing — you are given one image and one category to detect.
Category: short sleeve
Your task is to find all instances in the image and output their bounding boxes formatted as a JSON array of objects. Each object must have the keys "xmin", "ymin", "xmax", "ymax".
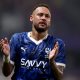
[{"xmin": 10, "ymin": 33, "xmax": 19, "ymax": 65}]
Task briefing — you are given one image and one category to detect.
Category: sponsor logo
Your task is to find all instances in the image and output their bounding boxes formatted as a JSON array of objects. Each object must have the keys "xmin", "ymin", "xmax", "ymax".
[
  {"xmin": 21, "ymin": 47, "xmax": 27, "ymax": 52},
  {"xmin": 21, "ymin": 58, "xmax": 47, "ymax": 68}
]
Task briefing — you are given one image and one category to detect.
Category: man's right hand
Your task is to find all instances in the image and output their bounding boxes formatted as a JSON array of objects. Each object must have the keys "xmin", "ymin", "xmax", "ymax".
[
  {"xmin": 0, "ymin": 38, "xmax": 14, "ymax": 77},
  {"xmin": 0, "ymin": 37, "xmax": 10, "ymax": 57}
]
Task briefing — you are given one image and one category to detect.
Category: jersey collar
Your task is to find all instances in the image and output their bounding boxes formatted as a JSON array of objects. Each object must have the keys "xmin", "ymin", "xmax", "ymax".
[{"xmin": 27, "ymin": 32, "xmax": 48, "ymax": 45}]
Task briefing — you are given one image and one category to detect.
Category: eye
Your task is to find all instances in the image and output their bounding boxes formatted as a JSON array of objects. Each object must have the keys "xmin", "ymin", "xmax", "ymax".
[
  {"xmin": 37, "ymin": 13, "xmax": 43, "ymax": 17},
  {"xmin": 37, "ymin": 13, "xmax": 50, "ymax": 19},
  {"xmin": 45, "ymin": 14, "xmax": 50, "ymax": 18}
]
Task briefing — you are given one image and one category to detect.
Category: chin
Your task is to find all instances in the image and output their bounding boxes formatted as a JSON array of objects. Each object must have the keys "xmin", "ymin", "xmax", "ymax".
[
  {"xmin": 39, "ymin": 25, "xmax": 47, "ymax": 28},
  {"xmin": 34, "ymin": 25, "xmax": 48, "ymax": 33},
  {"xmin": 36, "ymin": 28, "xmax": 47, "ymax": 33}
]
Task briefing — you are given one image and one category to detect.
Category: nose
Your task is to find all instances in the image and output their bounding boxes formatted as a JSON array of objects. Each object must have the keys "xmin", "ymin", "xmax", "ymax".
[{"xmin": 41, "ymin": 15, "xmax": 46, "ymax": 20}]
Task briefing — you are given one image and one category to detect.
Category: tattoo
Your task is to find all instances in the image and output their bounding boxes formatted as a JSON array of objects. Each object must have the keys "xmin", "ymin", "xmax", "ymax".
[{"xmin": 57, "ymin": 65, "xmax": 64, "ymax": 73}]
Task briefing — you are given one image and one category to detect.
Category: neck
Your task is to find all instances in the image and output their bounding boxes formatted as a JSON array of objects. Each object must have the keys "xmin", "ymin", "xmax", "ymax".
[{"xmin": 30, "ymin": 28, "xmax": 48, "ymax": 41}]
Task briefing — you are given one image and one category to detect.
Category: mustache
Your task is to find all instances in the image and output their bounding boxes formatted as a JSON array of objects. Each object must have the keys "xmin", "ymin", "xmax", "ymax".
[{"xmin": 39, "ymin": 22, "xmax": 47, "ymax": 25}]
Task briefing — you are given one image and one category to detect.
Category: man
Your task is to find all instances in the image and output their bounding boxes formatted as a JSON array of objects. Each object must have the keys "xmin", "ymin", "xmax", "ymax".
[{"xmin": 0, "ymin": 4, "xmax": 66, "ymax": 80}]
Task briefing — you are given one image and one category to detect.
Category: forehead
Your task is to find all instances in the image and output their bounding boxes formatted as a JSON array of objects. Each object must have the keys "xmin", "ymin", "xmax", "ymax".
[{"xmin": 33, "ymin": 7, "xmax": 51, "ymax": 15}]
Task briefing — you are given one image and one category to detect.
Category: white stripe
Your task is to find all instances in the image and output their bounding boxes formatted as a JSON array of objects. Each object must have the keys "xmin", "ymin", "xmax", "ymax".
[
  {"xmin": 10, "ymin": 60, "xmax": 14, "ymax": 65},
  {"xmin": 56, "ymin": 62, "xmax": 66, "ymax": 68}
]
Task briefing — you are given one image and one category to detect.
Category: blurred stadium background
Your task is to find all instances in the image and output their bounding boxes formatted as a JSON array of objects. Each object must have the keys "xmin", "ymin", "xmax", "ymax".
[{"xmin": 0, "ymin": 0, "xmax": 80, "ymax": 80}]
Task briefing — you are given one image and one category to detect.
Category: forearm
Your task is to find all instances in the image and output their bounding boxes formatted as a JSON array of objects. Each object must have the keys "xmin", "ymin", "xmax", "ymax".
[
  {"xmin": 2, "ymin": 55, "xmax": 14, "ymax": 77},
  {"xmin": 49, "ymin": 60, "xmax": 63, "ymax": 80}
]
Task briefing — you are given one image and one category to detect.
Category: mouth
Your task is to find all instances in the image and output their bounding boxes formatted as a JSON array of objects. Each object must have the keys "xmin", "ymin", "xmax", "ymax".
[{"xmin": 39, "ymin": 22, "xmax": 46, "ymax": 26}]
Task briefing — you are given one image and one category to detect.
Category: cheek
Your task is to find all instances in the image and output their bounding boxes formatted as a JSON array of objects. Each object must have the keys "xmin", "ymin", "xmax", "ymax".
[
  {"xmin": 47, "ymin": 20, "xmax": 51, "ymax": 25},
  {"xmin": 34, "ymin": 17, "xmax": 39, "ymax": 23},
  {"xmin": 35, "ymin": 15, "xmax": 40, "ymax": 19}
]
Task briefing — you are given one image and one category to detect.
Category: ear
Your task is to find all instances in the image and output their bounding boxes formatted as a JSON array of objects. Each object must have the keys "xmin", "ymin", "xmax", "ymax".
[{"xmin": 30, "ymin": 15, "xmax": 33, "ymax": 22}]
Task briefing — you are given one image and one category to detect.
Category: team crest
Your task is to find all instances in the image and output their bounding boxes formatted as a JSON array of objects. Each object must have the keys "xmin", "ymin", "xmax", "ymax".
[{"xmin": 45, "ymin": 48, "xmax": 51, "ymax": 59}]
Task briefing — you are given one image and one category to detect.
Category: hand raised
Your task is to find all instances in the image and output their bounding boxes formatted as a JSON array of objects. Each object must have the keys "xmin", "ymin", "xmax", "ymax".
[
  {"xmin": 49, "ymin": 42, "xmax": 59, "ymax": 60},
  {"xmin": 0, "ymin": 37, "xmax": 10, "ymax": 56}
]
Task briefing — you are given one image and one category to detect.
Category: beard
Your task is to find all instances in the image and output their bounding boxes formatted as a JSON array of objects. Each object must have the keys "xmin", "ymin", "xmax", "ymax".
[{"xmin": 34, "ymin": 23, "xmax": 49, "ymax": 33}]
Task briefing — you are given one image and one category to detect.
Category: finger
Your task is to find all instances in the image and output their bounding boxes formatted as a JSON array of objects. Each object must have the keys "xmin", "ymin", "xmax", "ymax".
[
  {"xmin": 53, "ymin": 42, "xmax": 59, "ymax": 55},
  {"xmin": 50, "ymin": 42, "xmax": 59, "ymax": 54},
  {"xmin": 0, "ymin": 38, "xmax": 8, "ymax": 45},
  {"xmin": 54, "ymin": 41, "xmax": 59, "ymax": 50},
  {"xmin": 4, "ymin": 37, "xmax": 8, "ymax": 44},
  {"xmin": 0, "ymin": 38, "xmax": 8, "ymax": 49},
  {"xmin": 0, "ymin": 39, "xmax": 4, "ymax": 46}
]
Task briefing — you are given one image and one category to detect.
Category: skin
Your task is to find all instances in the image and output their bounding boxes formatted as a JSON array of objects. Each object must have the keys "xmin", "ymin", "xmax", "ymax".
[
  {"xmin": 0, "ymin": 6, "xmax": 64, "ymax": 80},
  {"xmin": 30, "ymin": 7, "xmax": 51, "ymax": 40}
]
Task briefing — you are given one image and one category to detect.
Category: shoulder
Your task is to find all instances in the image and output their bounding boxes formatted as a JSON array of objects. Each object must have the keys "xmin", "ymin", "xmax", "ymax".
[
  {"xmin": 11, "ymin": 32, "xmax": 28, "ymax": 39},
  {"xmin": 55, "ymin": 38, "xmax": 65, "ymax": 51},
  {"xmin": 48, "ymin": 35, "xmax": 65, "ymax": 47},
  {"xmin": 55, "ymin": 38, "xmax": 65, "ymax": 45},
  {"xmin": 10, "ymin": 32, "xmax": 28, "ymax": 43}
]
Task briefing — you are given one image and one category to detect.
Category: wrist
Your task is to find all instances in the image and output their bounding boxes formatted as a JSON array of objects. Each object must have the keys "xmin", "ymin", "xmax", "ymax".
[
  {"xmin": 49, "ymin": 59, "xmax": 55, "ymax": 65},
  {"xmin": 49, "ymin": 58, "xmax": 54, "ymax": 62},
  {"xmin": 3, "ymin": 54, "xmax": 10, "ymax": 63}
]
